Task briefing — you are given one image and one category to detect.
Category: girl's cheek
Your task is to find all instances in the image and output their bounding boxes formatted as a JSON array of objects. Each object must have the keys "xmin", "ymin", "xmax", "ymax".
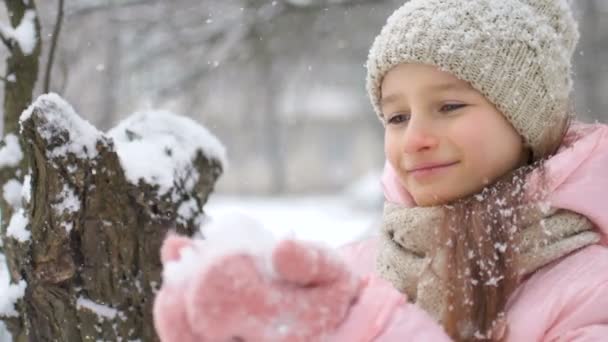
[
  {"xmin": 384, "ymin": 130, "xmax": 398, "ymax": 156},
  {"xmin": 451, "ymin": 111, "xmax": 489, "ymax": 146},
  {"xmin": 384, "ymin": 134, "xmax": 406, "ymax": 175}
]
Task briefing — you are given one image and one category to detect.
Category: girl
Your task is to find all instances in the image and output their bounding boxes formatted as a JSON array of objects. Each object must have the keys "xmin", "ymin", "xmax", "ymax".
[{"xmin": 153, "ymin": 0, "xmax": 608, "ymax": 340}]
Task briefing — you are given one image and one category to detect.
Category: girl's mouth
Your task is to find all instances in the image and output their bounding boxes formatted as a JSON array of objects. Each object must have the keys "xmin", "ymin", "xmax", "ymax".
[{"xmin": 408, "ymin": 162, "xmax": 459, "ymax": 180}]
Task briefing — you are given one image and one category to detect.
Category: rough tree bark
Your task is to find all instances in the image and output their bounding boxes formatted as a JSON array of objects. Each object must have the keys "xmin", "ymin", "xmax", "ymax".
[{"xmin": 2, "ymin": 95, "xmax": 223, "ymax": 341}]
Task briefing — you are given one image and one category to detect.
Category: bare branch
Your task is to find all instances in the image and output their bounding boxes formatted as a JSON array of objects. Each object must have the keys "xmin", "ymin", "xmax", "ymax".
[
  {"xmin": 58, "ymin": 57, "xmax": 69, "ymax": 95},
  {"xmin": 65, "ymin": 0, "xmax": 161, "ymax": 19},
  {"xmin": 44, "ymin": 0, "xmax": 65, "ymax": 94},
  {"xmin": 154, "ymin": 20, "xmax": 254, "ymax": 99},
  {"xmin": 127, "ymin": 1, "xmax": 288, "ymax": 72}
]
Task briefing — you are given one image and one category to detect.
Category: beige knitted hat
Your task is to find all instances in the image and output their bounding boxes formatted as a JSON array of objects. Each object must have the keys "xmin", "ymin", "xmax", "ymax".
[{"xmin": 366, "ymin": 0, "xmax": 579, "ymax": 159}]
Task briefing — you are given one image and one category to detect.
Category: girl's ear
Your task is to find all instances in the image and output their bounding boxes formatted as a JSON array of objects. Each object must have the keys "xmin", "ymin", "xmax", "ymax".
[
  {"xmin": 518, "ymin": 137, "xmax": 533, "ymax": 166},
  {"xmin": 160, "ymin": 232, "xmax": 194, "ymax": 265},
  {"xmin": 524, "ymin": 146, "xmax": 534, "ymax": 166}
]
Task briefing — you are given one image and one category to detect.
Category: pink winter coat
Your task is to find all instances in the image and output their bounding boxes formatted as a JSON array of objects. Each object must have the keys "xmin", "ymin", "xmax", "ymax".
[{"xmin": 340, "ymin": 122, "xmax": 608, "ymax": 341}]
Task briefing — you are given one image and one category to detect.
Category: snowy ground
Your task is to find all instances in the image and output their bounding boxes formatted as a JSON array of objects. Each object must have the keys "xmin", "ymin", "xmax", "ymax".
[
  {"xmin": 202, "ymin": 169, "xmax": 384, "ymax": 247},
  {"xmin": 203, "ymin": 194, "xmax": 381, "ymax": 247}
]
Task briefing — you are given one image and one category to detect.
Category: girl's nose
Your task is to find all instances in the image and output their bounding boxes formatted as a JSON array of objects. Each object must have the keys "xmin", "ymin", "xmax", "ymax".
[{"xmin": 402, "ymin": 116, "xmax": 439, "ymax": 153}]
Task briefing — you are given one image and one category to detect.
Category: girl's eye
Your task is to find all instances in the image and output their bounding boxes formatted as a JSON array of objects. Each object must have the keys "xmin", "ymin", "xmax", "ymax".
[
  {"xmin": 387, "ymin": 113, "xmax": 410, "ymax": 125},
  {"xmin": 440, "ymin": 103, "xmax": 466, "ymax": 112}
]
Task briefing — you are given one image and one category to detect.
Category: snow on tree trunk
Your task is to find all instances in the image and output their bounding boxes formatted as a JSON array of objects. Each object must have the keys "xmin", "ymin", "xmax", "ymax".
[
  {"xmin": 1, "ymin": 94, "xmax": 224, "ymax": 341},
  {"xmin": 0, "ymin": 1, "xmax": 42, "ymax": 340}
]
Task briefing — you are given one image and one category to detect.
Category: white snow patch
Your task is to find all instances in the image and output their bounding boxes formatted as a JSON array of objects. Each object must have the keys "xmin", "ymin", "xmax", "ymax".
[
  {"xmin": 20, "ymin": 93, "xmax": 102, "ymax": 159},
  {"xmin": 484, "ymin": 275, "xmax": 504, "ymax": 287},
  {"xmin": 3, "ymin": 179, "xmax": 23, "ymax": 209},
  {"xmin": 164, "ymin": 213, "xmax": 277, "ymax": 285},
  {"xmin": 176, "ymin": 198, "xmax": 198, "ymax": 225},
  {"xmin": 63, "ymin": 222, "xmax": 74, "ymax": 234},
  {"xmin": 0, "ymin": 254, "xmax": 27, "ymax": 317},
  {"xmin": 51, "ymin": 184, "xmax": 78, "ymax": 234},
  {"xmin": 53, "ymin": 184, "xmax": 80, "ymax": 214},
  {"xmin": 76, "ymin": 296, "xmax": 118, "ymax": 319},
  {"xmin": 0, "ymin": 134, "xmax": 23, "ymax": 168},
  {"xmin": 22, "ymin": 173, "xmax": 31, "ymax": 203},
  {"xmin": 494, "ymin": 242, "xmax": 508, "ymax": 253},
  {"xmin": 6, "ymin": 209, "xmax": 29, "ymax": 242},
  {"xmin": 107, "ymin": 111, "xmax": 227, "ymax": 195},
  {"xmin": 0, "ymin": 10, "xmax": 37, "ymax": 55}
]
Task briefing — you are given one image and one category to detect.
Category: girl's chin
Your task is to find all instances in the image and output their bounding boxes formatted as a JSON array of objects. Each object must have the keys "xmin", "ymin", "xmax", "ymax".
[
  {"xmin": 411, "ymin": 188, "xmax": 468, "ymax": 206},
  {"xmin": 412, "ymin": 193, "xmax": 451, "ymax": 207}
]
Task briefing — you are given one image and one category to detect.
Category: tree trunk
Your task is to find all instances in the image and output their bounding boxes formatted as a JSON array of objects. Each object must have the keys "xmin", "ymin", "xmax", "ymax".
[
  {"xmin": 2, "ymin": 95, "xmax": 222, "ymax": 341},
  {"xmin": 1, "ymin": 1, "xmax": 42, "ymax": 340},
  {"xmin": 0, "ymin": 2, "xmax": 223, "ymax": 341}
]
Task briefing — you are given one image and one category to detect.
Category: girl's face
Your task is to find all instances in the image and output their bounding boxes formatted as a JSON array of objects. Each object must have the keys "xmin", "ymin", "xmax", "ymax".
[{"xmin": 382, "ymin": 64, "xmax": 530, "ymax": 206}]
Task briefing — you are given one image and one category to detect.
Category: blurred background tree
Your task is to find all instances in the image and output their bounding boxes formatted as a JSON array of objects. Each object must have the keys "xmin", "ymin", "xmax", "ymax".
[{"xmin": 2, "ymin": 0, "xmax": 606, "ymax": 195}]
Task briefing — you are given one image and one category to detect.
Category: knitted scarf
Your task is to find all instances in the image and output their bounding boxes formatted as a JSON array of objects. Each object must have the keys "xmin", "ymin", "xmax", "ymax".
[{"xmin": 377, "ymin": 201, "xmax": 600, "ymax": 338}]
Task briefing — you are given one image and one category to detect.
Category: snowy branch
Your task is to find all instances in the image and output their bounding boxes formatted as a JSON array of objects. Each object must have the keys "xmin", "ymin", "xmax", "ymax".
[
  {"xmin": 0, "ymin": 10, "xmax": 37, "ymax": 55},
  {"xmin": 154, "ymin": 21, "xmax": 253, "ymax": 98}
]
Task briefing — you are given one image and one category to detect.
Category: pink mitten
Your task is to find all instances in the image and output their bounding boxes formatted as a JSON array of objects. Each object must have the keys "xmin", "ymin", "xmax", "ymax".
[
  {"xmin": 153, "ymin": 229, "xmax": 362, "ymax": 341},
  {"xmin": 154, "ymin": 235, "xmax": 201, "ymax": 342}
]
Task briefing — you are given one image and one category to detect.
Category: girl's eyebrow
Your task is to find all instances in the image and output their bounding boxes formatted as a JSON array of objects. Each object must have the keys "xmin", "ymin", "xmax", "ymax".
[
  {"xmin": 380, "ymin": 81, "xmax": 470, "ymax": 107},
  {"xmin": 426, "ymin": 81, "xmax": 471, "ymax": 92},
  {"xmin": 380, "ymin": 93, "xmax": 402, "ymax": 107}
]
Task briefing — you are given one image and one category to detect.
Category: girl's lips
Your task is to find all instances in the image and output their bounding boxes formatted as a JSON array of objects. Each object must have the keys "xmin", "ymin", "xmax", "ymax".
[{"xmin": 408, "ymin": 162, "xmax": 459, "ymax": 180}]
